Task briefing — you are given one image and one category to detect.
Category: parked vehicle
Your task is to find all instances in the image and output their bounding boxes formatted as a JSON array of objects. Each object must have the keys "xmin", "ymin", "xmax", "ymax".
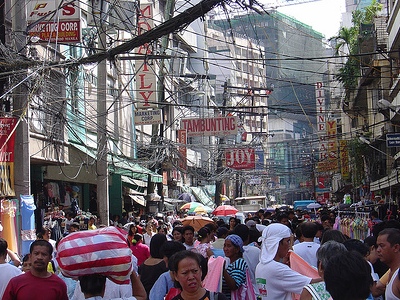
[{"xmin": 293, "ymin": 200, "xmax": 316, "ymax": 211}]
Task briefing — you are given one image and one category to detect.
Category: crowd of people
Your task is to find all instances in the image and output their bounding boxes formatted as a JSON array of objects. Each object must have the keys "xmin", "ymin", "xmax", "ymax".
[{"xmin": 1, "ymin": 207, "xmax": 400, "ymax": 300}]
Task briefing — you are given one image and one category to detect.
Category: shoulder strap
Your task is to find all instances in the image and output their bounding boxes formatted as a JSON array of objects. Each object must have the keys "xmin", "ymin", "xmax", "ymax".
[{"xmin": 210, "ymin": 291, "xmax": 214, "ymax": 300}]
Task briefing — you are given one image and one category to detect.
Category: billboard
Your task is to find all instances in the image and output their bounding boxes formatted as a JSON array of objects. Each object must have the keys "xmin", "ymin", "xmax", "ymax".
[
  {"xmin": 181, "ymin": 116, "xmax": 238, "ymax": 137},
  {"xmin": 225, "ymin": 148, "xmax": 255, "ymax": 170},
  {"xmin": 27, "ymin": 0, "xmax": 81, "ymax": 43}
]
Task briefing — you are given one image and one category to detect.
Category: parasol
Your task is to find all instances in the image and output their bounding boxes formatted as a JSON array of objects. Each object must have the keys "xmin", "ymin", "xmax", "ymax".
[
  {"xmin": 189, "ymin": 205, "xmax": 213, "ymax": 214},
  {"xmin": 180, "ymin": 215, "xmax": 214, "ymax": 232},
  {"xmin": 180, "ymin": 202, "xmax": 203, "ymax": 211},
  {"xmin": 307, "ymin": 202, "xmax": 322, "ymax": 215},
  {"xmin": 178, "ymin": 193, "xmax": 196, "ymax": 202},
  {"xmin": 212, "ymin": 205, "xmax": 239, "ymax": 216}
]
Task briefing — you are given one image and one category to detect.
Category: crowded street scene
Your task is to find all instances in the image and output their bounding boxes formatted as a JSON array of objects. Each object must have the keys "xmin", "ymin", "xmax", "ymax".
[
  {"xmin": 1, "ymin": 197, "xmax": 400, "ymax": 300},
  {"xmin": 1, "ymin": 0, "xmax": 400, "ymax": 299}
]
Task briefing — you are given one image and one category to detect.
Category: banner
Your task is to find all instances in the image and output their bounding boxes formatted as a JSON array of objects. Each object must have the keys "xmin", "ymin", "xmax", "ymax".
[{"xmin": 0, "ymin": 117, "xmax": 18, "ymax": 196}]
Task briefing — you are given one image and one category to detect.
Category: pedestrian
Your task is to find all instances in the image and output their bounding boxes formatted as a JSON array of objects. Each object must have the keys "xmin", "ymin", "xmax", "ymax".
[
  {"xmin": 3, "ymin": 240, "xmax": 68, "ymax": 300},
  {"xmin": 376, "ymin": 228, "xmax": 400, "ymax": 299},
  {"xmin": 169, "ymin": 250, "xmax": 228, "ymax": 300},
  {"xmin": 182, "ymin": 226, "xmax": 195, "ymax": 250},
  {"xmin": 78, "ymin": 270, "xmax": 146, "ymax": 300},
  {"xmin": 299, "ymin": 240, "xmax": 348, "ymax": 300},
  {"xmin": 255, "ymin": 223, "xmax": 321, "ymax": 300},
  {"xmin": 0, "ymin": 238, "xmax": 22, "ymax": 299},
  {"xmin": 324, "ymin": 251, "xmax": 372, "ymax": 300},
  {"xmin": 138, "ymin": 233, "xmax": 168, "ymax": 298},
  {"xmin": 222, "ymin": 234, "xmax": 250, "ymax": 299},
  {"xmin": 233, "ymin": 224, "xmax": 260, "ymax": 292},
  {"xmin": 149, "ymin": 241, "xmax": 186, "ymax": 300},
  {"xmin": 293, "ymin": 222, "xmax": 320, "ymax": 268},
  {"xmin": 130, "ymin": 234, "xmax": 150, "ymax": 267},
  {"xmin": 193, "ymin": 227, "xmax": 213, "ymax": 258}
]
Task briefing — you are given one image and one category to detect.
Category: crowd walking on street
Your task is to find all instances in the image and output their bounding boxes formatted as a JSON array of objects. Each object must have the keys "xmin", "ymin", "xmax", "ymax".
[{"xmin": 2, "ymin": 206, "xmax": 400, "ymax": 300}]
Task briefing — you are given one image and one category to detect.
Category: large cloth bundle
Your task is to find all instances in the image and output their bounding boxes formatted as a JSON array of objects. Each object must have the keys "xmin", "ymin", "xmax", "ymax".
[{"xmin": 56, "ymin": 226, "xmax": 132, "ymax": 284}]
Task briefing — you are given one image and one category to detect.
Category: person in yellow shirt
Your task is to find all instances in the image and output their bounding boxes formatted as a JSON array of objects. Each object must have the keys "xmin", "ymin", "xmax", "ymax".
[{"xmin": 88, "ymin": 217, "xmax": 97, "ymax": 230}]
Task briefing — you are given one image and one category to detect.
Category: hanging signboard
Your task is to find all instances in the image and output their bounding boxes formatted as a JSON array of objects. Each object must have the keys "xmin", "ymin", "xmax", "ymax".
[
  {"xmin": 134, "ymin": 109, "xmax": 162, "ymax": 125},
  {"xmin": 181, "ymin": 116, "xmax": 238, "ymax": 137},
  {"xmin": 225, "ymin": 148, "xmax": 255, "ymax": 170},
  {"xmin": 27, "ymin": 0, "xmax": 81, "ymax": 43},
  {"xmin": 0, "ymin": 117, "xmax": 18, "ymax": 196}
]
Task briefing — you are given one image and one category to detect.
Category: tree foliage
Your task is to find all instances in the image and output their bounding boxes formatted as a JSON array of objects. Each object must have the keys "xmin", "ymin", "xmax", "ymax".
[{"xmin": 329, "ymin": 0, "xmax": 382, "ymax": 93}]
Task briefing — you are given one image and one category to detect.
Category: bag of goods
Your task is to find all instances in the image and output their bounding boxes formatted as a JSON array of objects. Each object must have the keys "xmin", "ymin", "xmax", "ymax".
[{"xmin": 56, "ymin": 226, "xmax": 132, "ymax": 284}]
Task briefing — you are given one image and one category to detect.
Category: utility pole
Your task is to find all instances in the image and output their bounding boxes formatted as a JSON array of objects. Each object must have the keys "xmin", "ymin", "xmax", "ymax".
[
  {"xmin": 12, "ymin": 0, "xmax": 30, "ymax": 198},
  {"xmin": 214, "ymin": 81, "xmax": 228, "ymax": 207},
  {"xmin": 96, "ymin": 1, "xmax": 109, "ymax": 226}
]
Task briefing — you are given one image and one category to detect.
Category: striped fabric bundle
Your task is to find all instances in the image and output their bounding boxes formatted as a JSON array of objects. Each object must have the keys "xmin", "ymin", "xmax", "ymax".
[{"xmin": 56, "ymin": 226, "xmax": 133, "ymax": 284}]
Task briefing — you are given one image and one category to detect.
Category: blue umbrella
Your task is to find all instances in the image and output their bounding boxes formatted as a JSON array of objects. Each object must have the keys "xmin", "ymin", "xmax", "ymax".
[{"xmin": 178, "ymin": 193, "xmax": 196, "ymax": 202}]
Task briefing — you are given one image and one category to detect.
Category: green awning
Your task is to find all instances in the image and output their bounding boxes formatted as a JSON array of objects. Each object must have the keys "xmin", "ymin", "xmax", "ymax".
[
  {"xmin": 70, "ymin": 143, "xmax": 162, "ymax": 183},
  {"xmin": 109, "ymin": 160, "xmax": 162, "ymax": 183}
]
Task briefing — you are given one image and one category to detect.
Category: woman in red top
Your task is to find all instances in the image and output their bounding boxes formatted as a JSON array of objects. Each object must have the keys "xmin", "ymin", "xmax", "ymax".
[{"xmin": 130, "ymin": 233, "xmax": 150, "ymax": 267}]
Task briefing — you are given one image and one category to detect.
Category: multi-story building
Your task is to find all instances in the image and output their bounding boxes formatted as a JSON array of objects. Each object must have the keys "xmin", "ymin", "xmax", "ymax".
[{"xmin": 210, "ymin": 11, "xmax": 326, "ymax": 204}]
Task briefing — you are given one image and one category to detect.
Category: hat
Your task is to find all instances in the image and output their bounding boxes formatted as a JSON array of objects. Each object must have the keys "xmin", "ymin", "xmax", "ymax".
[
  {"xmin": 226, "ymin": 234, "xmax": 244, "ymax": 252},
  {"xmin": 258, "ymin": 223, "xmax": 292, "ymax": 264},
  {"xmin": 246, "ymin": 220, "xmax": 257, "ymax": 228}
]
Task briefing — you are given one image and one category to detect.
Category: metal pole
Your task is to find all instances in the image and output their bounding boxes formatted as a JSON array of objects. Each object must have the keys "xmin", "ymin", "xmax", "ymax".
[
  {"xmin": 96, "ymin": 1, "xmax": 109, "ymax": 225},
  {"xmin": 12, "ymin": 0, "xmax": 30, "ymax": 196},
  {"xmin": 12, "ymin": 0, "xmax": 29, "ymax": 256}
]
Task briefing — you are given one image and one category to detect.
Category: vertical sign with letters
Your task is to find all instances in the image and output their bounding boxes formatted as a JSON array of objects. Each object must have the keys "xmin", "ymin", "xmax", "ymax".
[{"xmin": 136, "ymin": 3, "xmax": 157, "ymax": 108}]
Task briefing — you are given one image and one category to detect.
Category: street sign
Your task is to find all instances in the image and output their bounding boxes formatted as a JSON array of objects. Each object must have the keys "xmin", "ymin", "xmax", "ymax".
[{"xmin": 387, "ymin": 133, "xmax": 400, "ymax": 147}]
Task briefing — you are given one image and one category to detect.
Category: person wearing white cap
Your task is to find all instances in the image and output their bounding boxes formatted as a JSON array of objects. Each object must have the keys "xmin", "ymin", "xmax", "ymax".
[{"xmin": 255, "ymin": 223, "xmax": 321, "ymax": 300}]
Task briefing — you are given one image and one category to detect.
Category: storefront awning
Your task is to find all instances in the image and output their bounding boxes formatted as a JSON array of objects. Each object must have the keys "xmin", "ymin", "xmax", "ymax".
[
  {"xmin": 121, "ymin": 176, "xmax": 147, "ymax": 188},
  {"xmin": 70, "ymin": 143, "xmax": 162, "ymax": 183},
  {"xmin": 128, "ymin": 194, "xmax": 146, "ymax": 207}
]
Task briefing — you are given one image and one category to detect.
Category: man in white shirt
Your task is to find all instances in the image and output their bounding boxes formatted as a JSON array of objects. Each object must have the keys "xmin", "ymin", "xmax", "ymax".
[
  {"xmin": 255, "ymin": 223, "xmax": 321, "ymax": 300},
  {"xmin": 293, "ymin": 222, "xmax": 320, "ymax": 268},
  {"xmin": 233, "ymin": 224, "xmax": 261, "ymax": 292},
  {"xmin": 0, "ymin": 238, "xmax": 22, "ymax": 299}
]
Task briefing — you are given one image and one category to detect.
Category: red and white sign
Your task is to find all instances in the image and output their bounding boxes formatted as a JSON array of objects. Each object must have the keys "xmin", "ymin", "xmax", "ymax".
[
  {"xmin": 181, "ymin": 116, "xmax": 238, "ymax": 137},
  {"xmin": 27, "ymin": 0, "xmax": 81, "ymax": 43},
  {"xmin": 225, "ymin": 148, "xmax": 255, "ymax": 170},
  {"xmin": 135, "ymin": 4, "xmax": 157, "ymax": 108}
]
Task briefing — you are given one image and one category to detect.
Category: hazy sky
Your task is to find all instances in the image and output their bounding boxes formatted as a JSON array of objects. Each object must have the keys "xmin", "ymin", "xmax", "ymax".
[{"xmin": 276, "ymin": 0, "xmax": 346, "ymax": 39}]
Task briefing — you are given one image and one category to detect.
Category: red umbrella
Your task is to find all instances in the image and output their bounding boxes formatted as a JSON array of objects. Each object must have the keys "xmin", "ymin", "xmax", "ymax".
[{"xmin": 212, "ymin": 205, "xmax": 239, "ymax": 216}]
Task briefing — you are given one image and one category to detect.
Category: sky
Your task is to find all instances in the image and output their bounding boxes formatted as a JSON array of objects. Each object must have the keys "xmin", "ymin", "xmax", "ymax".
[{"xmin": 276, "ymin": 0, "xmax": 347, "ymax": 39}]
